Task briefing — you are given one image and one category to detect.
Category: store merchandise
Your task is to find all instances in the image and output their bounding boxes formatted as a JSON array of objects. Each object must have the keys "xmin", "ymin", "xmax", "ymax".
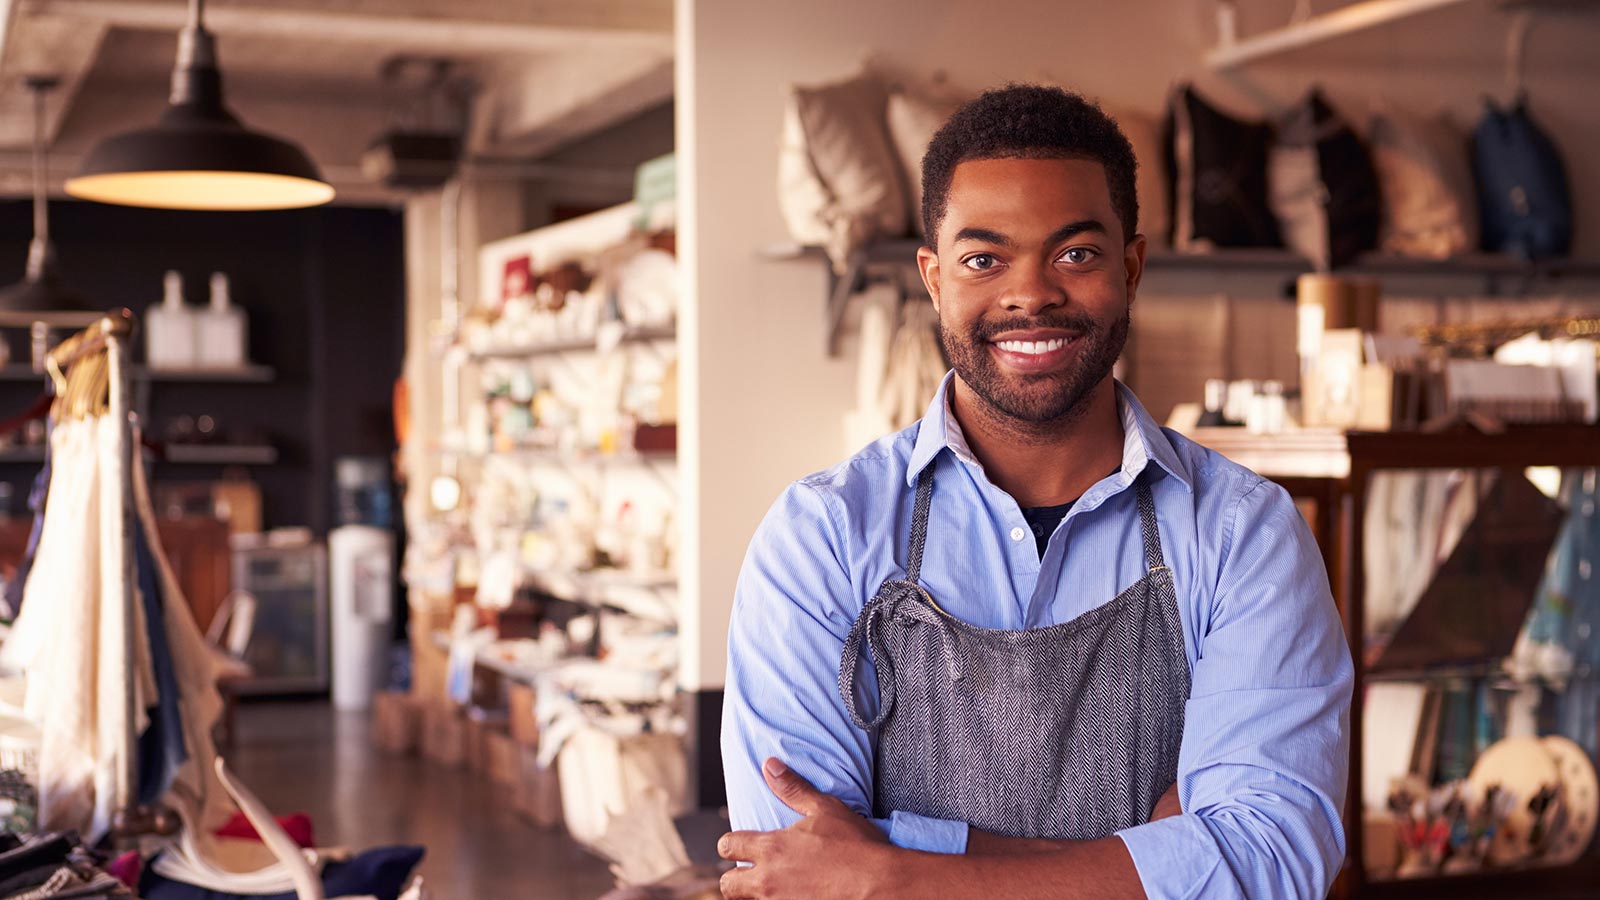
[
  {"xmin": 1164, "ymin": 84, "xmax": 1281, "ymax": 251},
  {"xmin": 885, "ymin": 88, "xmax": 962, "ymax": 234},
  {"xmin": 1368, "ymin": 107, "xmax": 1478, "ymax": 259},
  {"xmin": 1268, "ymin": 89, "xmax": 1381, "ymax": 270},
  {"xmin": 1472, "ymin": 96, "xmax": 1572, "ymax": 260},
  {"xmin": 195, "ymin": 273, "xmax": 247, "ymax": 369},
  {"xmin": 777, "ymin": 69, "xmax": 906, "ymax": 271},
  {"xmin": 147, "ymin": 271, "xmax": 197, "ymax": 370}
]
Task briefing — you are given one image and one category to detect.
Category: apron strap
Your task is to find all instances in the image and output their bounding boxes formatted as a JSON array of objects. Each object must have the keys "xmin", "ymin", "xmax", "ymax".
[
  {"xmin": 1136, "ymin": 480, "xmax": 1166, "ymax": 573},
  {"xmin": 906, "ymin": 466, "xmax": 934, "ymax": 584}
]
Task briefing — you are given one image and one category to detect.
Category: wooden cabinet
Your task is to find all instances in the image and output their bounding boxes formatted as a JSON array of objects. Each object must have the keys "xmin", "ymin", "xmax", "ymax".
[{"xmin": 0, "ymin": 514, "xmax": 231, "ymax": 632}]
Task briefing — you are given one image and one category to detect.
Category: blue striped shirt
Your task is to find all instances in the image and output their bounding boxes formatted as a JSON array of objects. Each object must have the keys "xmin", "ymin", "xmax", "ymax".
[{"xmin": 723, "ymin": 373, "xmax": 1352, "ymax": 899}]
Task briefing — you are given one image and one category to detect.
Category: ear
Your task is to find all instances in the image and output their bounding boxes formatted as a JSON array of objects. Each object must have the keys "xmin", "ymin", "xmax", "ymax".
[
  {"xmin": 916, "ymin": 245, "xmax": 942, "ymax": 314},
  {"xmin": 1123, "ymin": 234, "xmax": 1147, "ymax": 309}
]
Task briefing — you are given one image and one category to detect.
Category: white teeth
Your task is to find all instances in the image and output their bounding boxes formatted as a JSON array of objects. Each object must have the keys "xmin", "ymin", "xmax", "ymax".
[{"xmin": 996, "ymin": 338, "xmax": 1067, "ymax": 355}]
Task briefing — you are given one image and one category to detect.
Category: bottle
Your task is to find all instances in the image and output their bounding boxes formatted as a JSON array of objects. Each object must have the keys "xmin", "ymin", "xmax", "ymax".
[
  {"xmin": 146, "ymin": 270, "xmax": 196, "ymax": 370},
  {"xmin": 1197, "ymin": 378, "xmax": 1229, "ymax": 427},
  {"xmin": 196, "ymin": 272, "xmax": 247, "ymax": 369}
]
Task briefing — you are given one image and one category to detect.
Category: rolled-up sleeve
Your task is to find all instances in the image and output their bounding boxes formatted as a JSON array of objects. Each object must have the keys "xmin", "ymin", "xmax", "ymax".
[
  {"xmin": 722, "ymin": 481, "xmax": 969, "ymax": 854},
  {"xmin": 1117, "ymin": 479, "xmax": 1353, "ymax": 899}
]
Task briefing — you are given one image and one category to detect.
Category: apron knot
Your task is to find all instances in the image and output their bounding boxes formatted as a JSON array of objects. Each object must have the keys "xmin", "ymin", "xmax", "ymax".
[{"xmin": 839, "ymin": 579, "xmax": 961, "ymax": 731}]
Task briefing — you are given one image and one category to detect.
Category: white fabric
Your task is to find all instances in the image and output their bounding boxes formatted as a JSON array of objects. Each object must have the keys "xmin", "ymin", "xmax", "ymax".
[
  {"xmin": 886, "ymin": 90, "xmax": 961, "ymax": 235},
  {"xmin": 776, "ymin": 70, "xmax": 906, "ymax": 272},
  {"xmin": 0, "ymin": 416, "xmax": 152, "ymax": 841},
  {"xmin": 1268, "ymin": 106, "xmax": 1332, "ymax": 271}
]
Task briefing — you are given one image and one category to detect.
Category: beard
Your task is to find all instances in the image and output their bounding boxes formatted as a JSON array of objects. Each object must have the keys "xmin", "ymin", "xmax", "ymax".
[{"xmin": 938, "ymin": 307, "xmax": 1130, "ymax": 427}]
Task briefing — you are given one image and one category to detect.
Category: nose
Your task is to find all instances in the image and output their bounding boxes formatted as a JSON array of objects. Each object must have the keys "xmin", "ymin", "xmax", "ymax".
[{"xmin": 1001, "ymin": 261, "xmax": 1067, "ymax": 316}]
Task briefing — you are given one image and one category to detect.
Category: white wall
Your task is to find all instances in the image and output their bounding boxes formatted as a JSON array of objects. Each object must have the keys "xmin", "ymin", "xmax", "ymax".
[{"xmin": 676, "ymin": 0, "xmax": 1600, "ymax": 691}]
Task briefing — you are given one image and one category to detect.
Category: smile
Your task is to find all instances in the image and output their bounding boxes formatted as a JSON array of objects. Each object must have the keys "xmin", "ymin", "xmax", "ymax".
[{"xmin": 993, "ymin": 338, "xmax": 1069, "ymax": 355}]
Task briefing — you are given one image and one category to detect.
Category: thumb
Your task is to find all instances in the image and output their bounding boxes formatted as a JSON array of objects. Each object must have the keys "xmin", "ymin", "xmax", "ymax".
[{"xmin": 762, "ymin": 757, "xmax": 828, "ymax": 816}]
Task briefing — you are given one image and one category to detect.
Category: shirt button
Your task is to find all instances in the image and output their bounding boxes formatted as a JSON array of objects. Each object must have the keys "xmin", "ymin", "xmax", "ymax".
[{"xmin": 1010, "ymin": 526, "xmax": 1027, "ymax": 542}]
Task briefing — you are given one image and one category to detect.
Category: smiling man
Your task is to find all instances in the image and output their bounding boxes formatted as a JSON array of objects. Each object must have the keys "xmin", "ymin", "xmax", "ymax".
[{"xmin": 719, "ymin": 85, "xmax": 1353, "ymax": 899}]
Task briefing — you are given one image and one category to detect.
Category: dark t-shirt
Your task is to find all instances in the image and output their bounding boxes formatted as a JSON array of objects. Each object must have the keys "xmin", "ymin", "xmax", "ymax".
[{"xmin": 1022, "ymin": 501, "xmax": 1074, "ymax": 559}]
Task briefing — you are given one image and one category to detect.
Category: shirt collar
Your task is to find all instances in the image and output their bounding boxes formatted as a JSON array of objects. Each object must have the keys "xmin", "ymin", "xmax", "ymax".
[{"xmin": 906, "ymin": 371, "xmax": 1194, "ymax": 493}]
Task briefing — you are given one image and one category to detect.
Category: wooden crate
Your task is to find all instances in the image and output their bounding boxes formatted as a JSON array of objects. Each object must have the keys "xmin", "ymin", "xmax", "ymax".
[
  {"xmin": 370, "ymin": 691, "xmax": 419, "ymax": 755},
  {"xmin": 485, "ymin": 730, "xmax": 520, "ymax": 787},
  {"xmin": 513, "ymin": 744, "xmax": 564, "ymax": 829},
  {"xmin": 420, "ymin": 703, "xmax": 466, "ymax": 769},
  {"xmin": 507, "ymin": 681, "xmax": 540, "ymax": 747}
]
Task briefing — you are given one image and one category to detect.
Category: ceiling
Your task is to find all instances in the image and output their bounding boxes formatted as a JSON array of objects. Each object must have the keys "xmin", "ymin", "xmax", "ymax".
[{"xmin": 0, "ymin": 0, "xmax": 675, "ymax": 203}]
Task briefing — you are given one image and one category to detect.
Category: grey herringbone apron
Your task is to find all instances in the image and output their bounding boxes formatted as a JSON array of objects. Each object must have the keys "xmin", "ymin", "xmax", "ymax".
[{"xmin": 838, "ymin": 468, "xmax": 1189, "ymax": 840}]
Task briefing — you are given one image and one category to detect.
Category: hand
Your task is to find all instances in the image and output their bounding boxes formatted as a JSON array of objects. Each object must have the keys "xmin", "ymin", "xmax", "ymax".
[
  {"xmin": 1149, "ymin": 783, "xmax": 1181, "ymax": 822},
  {"xmin": 718, "ymin": 758, "xmax": 891, "ymax": 899}
]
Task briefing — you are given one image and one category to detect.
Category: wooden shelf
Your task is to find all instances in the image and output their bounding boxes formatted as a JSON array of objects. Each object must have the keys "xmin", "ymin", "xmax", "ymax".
[
  {"xmin": 158, "ymin": 444, "xmax": 279, "ymax": 465},
  {"xmin": 0, "ymin": 446, "xmax": 44, "ymax": 463},
  {"xmin": 762, "ymin": 241, "xmax": 1600, "ymax": 358},
  {"xmin": 140, "ymin": 364, "xmax": 276, "ymax": 383},
  {"xmin": 465, "ymin": 324, "xmax": 676, "ymax": 360},
  {"xmin": 0, "ymin": 364, "xmax": 276, "ymax": 383}
]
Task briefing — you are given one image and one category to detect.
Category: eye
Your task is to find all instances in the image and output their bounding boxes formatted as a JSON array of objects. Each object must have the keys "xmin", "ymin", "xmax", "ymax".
[
  {"xmin": 1059, "ymin": 247, "xmax": 1098, "ymax": 265},
  {"xmin": 961, "ymin": 253, "xmax": 999, "ymax": 271}
]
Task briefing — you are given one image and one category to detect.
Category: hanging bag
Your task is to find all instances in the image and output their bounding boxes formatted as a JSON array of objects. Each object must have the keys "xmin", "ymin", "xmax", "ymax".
[{"xmin": 1471, "ymin": 96, "xmax": 1572, "ymax": 260}]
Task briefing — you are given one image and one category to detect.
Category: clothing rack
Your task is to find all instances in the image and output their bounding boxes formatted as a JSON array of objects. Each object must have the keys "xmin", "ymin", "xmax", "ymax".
[{"xmin": 41, "ymin": 308, "xmax": 167, "ymax": 839}]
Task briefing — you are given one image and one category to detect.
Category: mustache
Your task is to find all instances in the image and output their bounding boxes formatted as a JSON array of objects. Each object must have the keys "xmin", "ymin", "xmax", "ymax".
[{"xmin": 966, "ymin": 311, "xmax": 1099, "ymax": 342}]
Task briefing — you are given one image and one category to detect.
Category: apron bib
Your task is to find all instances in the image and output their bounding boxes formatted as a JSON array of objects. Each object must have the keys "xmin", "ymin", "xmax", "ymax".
[{"xmin": 839, "ymin": 468, "xmax": 1189, "ymax": 840}]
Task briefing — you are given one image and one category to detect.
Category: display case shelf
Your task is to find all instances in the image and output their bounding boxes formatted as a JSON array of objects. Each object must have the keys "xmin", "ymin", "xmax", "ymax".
[{"xmin": 465, "ymin": 324, "xmax": 676, "ymax": 360}]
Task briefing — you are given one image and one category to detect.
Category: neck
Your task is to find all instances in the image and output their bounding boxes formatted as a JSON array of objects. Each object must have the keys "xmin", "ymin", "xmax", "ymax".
[{"xmin": 949, "ymin": 376, "xmax": 1124, "ymax": 508}]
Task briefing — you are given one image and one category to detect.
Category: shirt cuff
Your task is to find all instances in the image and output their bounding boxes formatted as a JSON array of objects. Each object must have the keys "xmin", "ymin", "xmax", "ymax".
[
  {"xmin": 1116, "ymin": 815, "xmax": 1222, "ymax": 899},
  {"xmin": 883, "ymin": 810, "xmax": 969, "ymax": 854}
]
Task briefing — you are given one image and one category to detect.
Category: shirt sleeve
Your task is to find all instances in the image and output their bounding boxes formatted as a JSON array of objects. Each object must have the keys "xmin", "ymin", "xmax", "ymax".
[
  {"xmin": 1116, "ymin": 478, "xmax": 1353, "ymax": 899},
  {"xmin": 721, "ymin": 481, "xmax": 969, "ymax": 855}
]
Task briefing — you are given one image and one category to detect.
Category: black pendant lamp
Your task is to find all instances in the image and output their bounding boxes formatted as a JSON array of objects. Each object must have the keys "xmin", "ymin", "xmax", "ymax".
[
  {"xmin": 0, "ymin": 76, "xmax": 101, "ymax": 329},
  {"xmin": 64, "ymin": 0, "xmax": 334, "ymax": 211}
]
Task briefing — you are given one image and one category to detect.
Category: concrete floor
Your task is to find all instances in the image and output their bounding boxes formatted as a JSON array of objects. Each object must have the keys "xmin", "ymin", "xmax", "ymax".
[{"xmin": 226, "ymin": 700, "xmax": 618, "ymax": 899}]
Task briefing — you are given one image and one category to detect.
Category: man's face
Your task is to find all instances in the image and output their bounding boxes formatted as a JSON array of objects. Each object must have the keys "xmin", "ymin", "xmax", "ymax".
[{"xmin": 917, "ymin": 156, "xmax": 1144, "ymax": 426}]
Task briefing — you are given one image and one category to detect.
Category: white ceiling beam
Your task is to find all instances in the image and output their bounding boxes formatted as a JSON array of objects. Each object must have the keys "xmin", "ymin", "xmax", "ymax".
[
  {"xmin": 1207, "ymin": 0, "xmax": 1475, "ymax": 70},
  {"xmin": 24, "ymin": 0, "xmax": 674, "ymax": 54},
  {"xmin": 0, "ymin": 13, "xmax": 108, "ymax": 147},
  {"xmin": 475, "ymin": 48, "xmax": 673, "ymax": 158}
]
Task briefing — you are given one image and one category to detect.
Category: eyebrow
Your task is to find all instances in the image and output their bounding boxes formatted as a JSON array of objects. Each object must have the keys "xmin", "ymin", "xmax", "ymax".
[{"xmin": 952, "ymin": 219, "xmax": 1109, "ymax": 249}]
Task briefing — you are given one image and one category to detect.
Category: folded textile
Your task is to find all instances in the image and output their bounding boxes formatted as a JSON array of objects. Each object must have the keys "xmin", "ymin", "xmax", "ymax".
[
  {"xmin": 140, "ymin": 845, "xmax": 424, "ymax": 900},
  {"xmin": 213, "ymin": 813, "xmax": 314, "ymax": 850},
  {"xmin": 0, "ymin": 834, "xmax": 72, "ymax": 882}
]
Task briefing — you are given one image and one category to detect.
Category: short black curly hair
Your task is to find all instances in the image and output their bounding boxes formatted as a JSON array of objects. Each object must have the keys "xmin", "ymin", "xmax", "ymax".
[{"xmin": 921, "ymin": 84, "xmax": 1139, "ymax": 247}]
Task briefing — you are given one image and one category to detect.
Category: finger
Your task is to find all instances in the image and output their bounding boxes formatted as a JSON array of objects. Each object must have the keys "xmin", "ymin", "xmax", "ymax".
[
  {"xmin": 761, "ymin": 757, "xmax": 829, "ymax": 817},
  {"xmin": 718, "ymin": 830, "xmax": 767, "ymax": 862},
  {"xmin": 720, "ymin": 865, "xmax": 762, "ymax": 899}
]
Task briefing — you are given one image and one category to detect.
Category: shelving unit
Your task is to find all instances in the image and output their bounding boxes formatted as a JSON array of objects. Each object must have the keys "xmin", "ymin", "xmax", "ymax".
[
  {"xmin": 763, "ymin": 241, "xmax": 1600, "ymax": 357},
  {"xmin": 1200, "ymin": 424, "xmax": 1600, "ymax": 900}
]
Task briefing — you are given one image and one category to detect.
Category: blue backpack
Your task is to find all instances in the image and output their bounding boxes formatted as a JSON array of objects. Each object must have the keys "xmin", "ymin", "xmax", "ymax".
[{"xmin": 1472, "ymin": 96, "xmax": 1572, "ymax": 260}]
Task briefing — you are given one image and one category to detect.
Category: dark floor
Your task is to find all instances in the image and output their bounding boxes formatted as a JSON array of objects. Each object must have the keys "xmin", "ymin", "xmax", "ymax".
[{"xmin": 226, "ymin": 700, "xmax": 617, "ymax": 900}]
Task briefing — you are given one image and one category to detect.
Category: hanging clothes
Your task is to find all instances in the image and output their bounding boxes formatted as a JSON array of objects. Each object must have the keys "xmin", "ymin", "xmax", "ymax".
[{"xmin": 0, "ymin": 415, "xmax": 154, "ymax": 840}]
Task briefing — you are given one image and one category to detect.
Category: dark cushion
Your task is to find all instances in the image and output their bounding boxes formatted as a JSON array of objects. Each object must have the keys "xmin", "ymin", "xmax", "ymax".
[
  {"xmin": 1472, "ymin": 96, "xmax": 1572, "ymax": 260},
  {"xmin": 1164, "ymin": 85, "xmax": 1282, "ymax": 250}
]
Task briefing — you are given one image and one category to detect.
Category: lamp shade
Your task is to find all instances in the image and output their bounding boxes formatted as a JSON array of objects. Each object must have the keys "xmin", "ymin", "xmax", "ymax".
[
  {"xmin": 66, "ymin": 106, "xmax": 335, "ymax": 211},
  {"xmin": 64, "ymin": 2, "xmax": 334, "ymax": 211}
]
